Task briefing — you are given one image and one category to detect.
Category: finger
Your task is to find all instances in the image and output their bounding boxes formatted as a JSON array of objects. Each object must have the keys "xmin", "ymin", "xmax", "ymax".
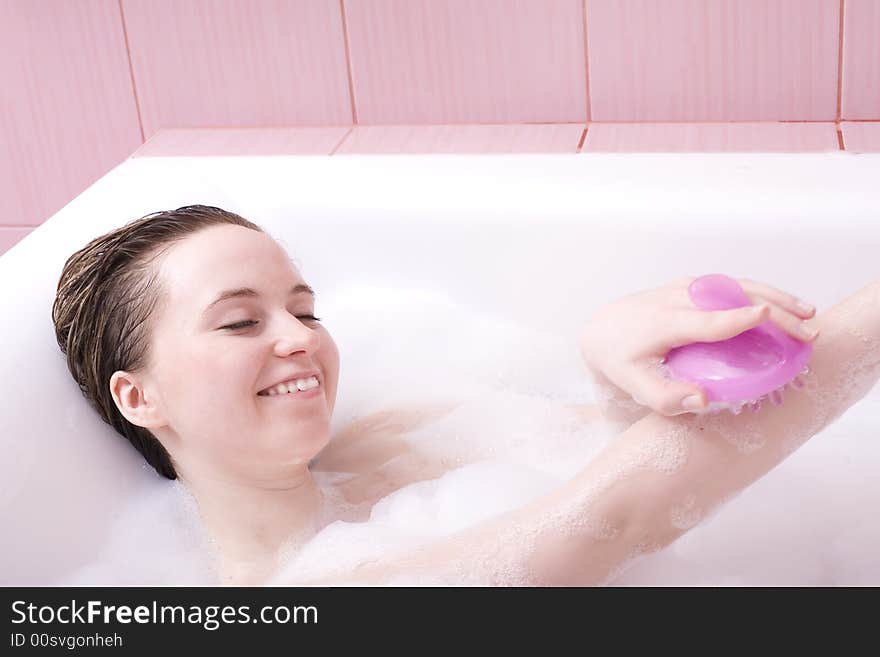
[
  {"xmin": 751, "ymin": 299, "xmax": 819, "ymax": 342},
  {"xmin": 613, "ymin": 363, "xmax": 707, "ymax": 416},
  {"xmin": 738, "ymin": 278, "xmax": 815, "ymax": 318},
  {"xmin": 671, "ymin": 305, "xmax": 769, "ymax": 345}
]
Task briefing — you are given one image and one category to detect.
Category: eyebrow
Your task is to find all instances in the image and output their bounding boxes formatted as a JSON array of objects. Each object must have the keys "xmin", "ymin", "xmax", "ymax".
[{"xmin": 203, "ymin": 284, "xmax": 315, "ymax": 313}]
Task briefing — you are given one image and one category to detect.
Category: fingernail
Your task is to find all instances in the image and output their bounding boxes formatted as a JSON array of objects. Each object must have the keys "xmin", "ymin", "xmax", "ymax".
[
  {"xmin": 681, "ymin": 395, "xmax": 705, "ymax": 411},
  {"xmin": 799, "ymin": 322, "xmax": 819, "ymax": 340},
  {"xmin": 795, "ymin": 299, "xmax": 815, "ymax": 315}
]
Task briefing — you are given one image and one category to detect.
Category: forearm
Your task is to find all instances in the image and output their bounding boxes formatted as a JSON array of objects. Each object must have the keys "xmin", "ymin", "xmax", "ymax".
[
  {"xmin": 302, "ymin": 281, "xmax": 880, "ymax": 586},
  {"xmin": 530, "ymin": 277, "xmax": 880, "ymax": 584}
]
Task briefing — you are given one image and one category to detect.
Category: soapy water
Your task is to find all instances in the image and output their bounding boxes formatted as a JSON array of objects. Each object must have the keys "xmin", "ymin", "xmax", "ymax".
[{"xmin": 60, "ymin": 284, "xmax": 880, "ymax": 586}]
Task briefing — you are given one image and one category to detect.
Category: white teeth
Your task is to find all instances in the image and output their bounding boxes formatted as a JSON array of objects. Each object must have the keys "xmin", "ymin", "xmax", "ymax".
[
  {"xmin": 296, "ymin": 376, "xmax": 319, "ymax": 391},
  {"xmin": 263, "ymin": 375, "xmax": 319, "ymax": 396}
]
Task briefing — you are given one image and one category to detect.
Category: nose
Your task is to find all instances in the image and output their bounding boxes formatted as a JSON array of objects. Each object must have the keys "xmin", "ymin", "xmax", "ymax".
[{"xmin": 272, "ymin": 314, "xmax": 322, "ymax": 357}]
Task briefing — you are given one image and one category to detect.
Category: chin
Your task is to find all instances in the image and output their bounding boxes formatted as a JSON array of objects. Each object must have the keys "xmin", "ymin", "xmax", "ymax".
[{"xmin": 292, "ymin": 430, "xmax": 331, "ymax": 459}]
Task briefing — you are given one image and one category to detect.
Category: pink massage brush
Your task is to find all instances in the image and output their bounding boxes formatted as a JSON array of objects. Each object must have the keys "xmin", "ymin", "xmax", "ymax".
[{"xmin": 664, "ymin": 274, "xmax": 813, "ymax": 414}]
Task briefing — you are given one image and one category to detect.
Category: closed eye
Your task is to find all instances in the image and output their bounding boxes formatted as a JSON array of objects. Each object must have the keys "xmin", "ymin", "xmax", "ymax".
[
  {"xmin": 221, "ymin": 315, "xmax": 322, "ymax": 331},
  {"xmin": 221, "ymin": 320, "xmax": 259, "ymax": 330}
]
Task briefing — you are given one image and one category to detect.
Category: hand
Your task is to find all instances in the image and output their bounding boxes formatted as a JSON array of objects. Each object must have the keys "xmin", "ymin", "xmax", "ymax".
[{"xmin": 579, "ymin": 277, "xmax": 819, "ymax": 417}]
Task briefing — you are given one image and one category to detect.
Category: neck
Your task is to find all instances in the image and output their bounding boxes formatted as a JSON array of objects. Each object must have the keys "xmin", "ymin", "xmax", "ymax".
[{"xmin": 178, "ymin": 462, "xmax": 325, "ymax": 585}]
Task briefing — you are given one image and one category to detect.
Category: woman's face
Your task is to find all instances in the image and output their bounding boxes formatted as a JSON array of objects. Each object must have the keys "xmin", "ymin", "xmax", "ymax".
[{"xmin": 131, "ymin": 224, "xmax": 340, "ymax": 478}]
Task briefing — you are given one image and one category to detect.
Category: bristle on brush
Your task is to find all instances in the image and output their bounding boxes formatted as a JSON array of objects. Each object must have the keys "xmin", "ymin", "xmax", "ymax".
[{"xmin": 699, "ymin": 367, "xmax": 811, "ymax": 415}]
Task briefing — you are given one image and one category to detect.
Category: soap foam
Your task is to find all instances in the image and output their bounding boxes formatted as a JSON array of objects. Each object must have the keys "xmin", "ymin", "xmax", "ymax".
[
  {"xmin": 61, "ymin": 283, "xmax": 880, "ymax": 586},
  {"xmin": 59, "ymin": 479, "xmax": 217, "ymax": 586},
  {"xmin": 670, "ymin": 494, "xmax": 704, "ymax": 531}
]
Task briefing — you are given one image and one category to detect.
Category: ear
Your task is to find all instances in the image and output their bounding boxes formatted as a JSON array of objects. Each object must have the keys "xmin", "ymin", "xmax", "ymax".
[{"xmin": 109, "ymin": 370, "xmax": 166, "ymax": 431}]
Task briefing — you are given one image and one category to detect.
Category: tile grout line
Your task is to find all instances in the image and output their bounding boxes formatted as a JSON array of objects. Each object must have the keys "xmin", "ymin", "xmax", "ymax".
[
  {"xmin": 576, "ymin": 125, "xmax": 588, "ymax": 152},
  {"xmin": 836, "ymin": 0, "xmax": 846, "ymax": 149},
  {"xmin": 581, "ymin": 0, "xmax": 592, "ymax": 124},
  {"xmin": 329, "ymin": 126, "xmax": 354, "ymax": 155},
  {"xmin": 117, "ymin": 120, "xmax": 880, "ymax": 128},
  {"xmin": 102, "ymin": 120, "xmax": 880, "ymax": 127},
  {"xmin": 836, "ymin": 0, "xmax": 845, "ymax": 121},
  {"xmin": 117, "ymin": 0, "xmax": 145, "ymax": 143},
  {"xmin": 339, "ymin": 0, "xmax": 359, "ymax": 125}
]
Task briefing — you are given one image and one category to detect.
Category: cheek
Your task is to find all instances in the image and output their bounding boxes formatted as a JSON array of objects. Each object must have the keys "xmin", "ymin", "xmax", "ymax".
[
  {"xmin": 316, "ymin": 332, "xmax": 340, "ymax": 405},
  {"xmin": 329, "ymin": 338, "xmax": 341, "ymax": 375},
  {"xmin": 163, "ymin": 347, "xmax": 257, "ymax": 415}
]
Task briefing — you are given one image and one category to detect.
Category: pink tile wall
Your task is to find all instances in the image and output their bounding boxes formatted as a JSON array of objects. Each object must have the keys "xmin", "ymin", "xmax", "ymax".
[
  {"xmin": 338, "ymin": 124, "xmax": 585, "ymax": 154},
  {"xmin": 0, "ymin": 227, "xmax": 35, "ymax": 256},
  {"xmin": 0, "ymin": 0, "xmax": 142, "ymax": 227},
  {"xmin": 584, "ymin": 122, "xmax": 839, "ymax": 152},
  {"xmin": 343, "ymin": 0, "xmax": 588, "ymax": 124},
  {"xmin": 841, "ymin": 0, "xmax": 880, "ymax": 119},
  {"xmin": 586, "ymin": 0, "xmax": 840, "ymax": 121},
  {"xmin": 131, "ymin": 127, "xmax": 351, "ymax": 157},
  {"xmin": 120, "ymin": 0, "xmax": 353, "ymax": 136},
  {"xmin": 4, "ymin": 0, "xmax": 880, "ymax": 259},
  {"xmin": 841, "ymin": 122, "xmax": 880, "ymax": 152},
  {"xmin": 131, "ymin": 122, "xmax": 846, "ymax": 156}
]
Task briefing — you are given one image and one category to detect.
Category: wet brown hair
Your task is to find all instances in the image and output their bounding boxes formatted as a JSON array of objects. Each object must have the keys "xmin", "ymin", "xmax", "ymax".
[{"xmin": 51, "ymin": 205, "xmax": 264, "ymax": 479}]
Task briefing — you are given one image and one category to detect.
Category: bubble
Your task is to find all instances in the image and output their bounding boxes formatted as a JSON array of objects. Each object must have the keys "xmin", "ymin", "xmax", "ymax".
[
  {"xmin": 792, "ymin": 319, "xmax": 880, "ymax": 444},
  {"xmin": 670, "ymin": 494, "xmax": 703, "ymax": 531},
  {"xmin": 696, "ymin": 409, "xmax": 767, "ymax": 455},
  {"xmin": 631, "ymin": 422, "xmax": 690, "ymax": 473},
  {"xmin": 59, "ymin": 480, "xmax": 218, "ymax": 586}
]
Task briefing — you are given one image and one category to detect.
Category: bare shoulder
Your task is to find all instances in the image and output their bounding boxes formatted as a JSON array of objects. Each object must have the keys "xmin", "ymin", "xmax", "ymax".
[
  {"xmin": 311, "ymin": 402, "xmax": 458, "ymax": 505},
  {"xmin": 334, "ymin": 403, "xmax": 457, "ymax": 446}
]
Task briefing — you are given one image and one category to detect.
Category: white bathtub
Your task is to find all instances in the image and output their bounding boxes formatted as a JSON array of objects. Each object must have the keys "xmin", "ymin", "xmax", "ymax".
[{"xmin": 1, "ymin": 152, "xmax": 878, "ymax": 585}]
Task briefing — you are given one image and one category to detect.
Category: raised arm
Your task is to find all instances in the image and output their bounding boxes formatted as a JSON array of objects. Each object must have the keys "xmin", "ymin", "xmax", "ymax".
[{"xmin": 293, "ymin": 280, "xmax": 879, "ymax": 586}]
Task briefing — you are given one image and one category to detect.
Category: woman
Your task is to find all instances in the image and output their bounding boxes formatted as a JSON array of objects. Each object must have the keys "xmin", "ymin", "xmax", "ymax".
[{"xmin": 52, "ymin": 205, "xmax": 880, "ymax": 585}]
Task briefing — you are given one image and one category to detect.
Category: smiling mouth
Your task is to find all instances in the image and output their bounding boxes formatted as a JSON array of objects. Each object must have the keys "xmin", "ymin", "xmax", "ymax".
[
  {"xmin": 257, "ymin": 375, "xmax": 321, "ymax": 397},
  {"xmin": 257, "ymin": 388, "xmax": 322, "ymax": 401}
]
